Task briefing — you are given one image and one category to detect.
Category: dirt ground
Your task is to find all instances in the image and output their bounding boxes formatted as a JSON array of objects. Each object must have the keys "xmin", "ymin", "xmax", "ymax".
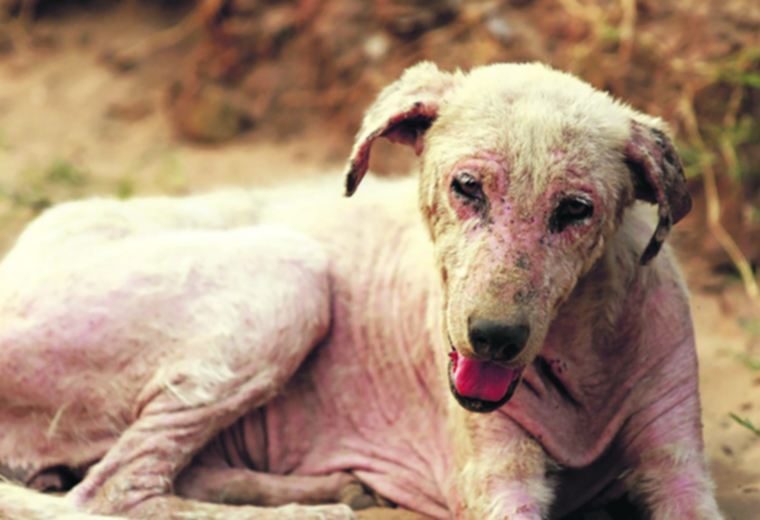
[{"xmin": 0, "ymin": 5, "xmax": 759, "ymax": 520}]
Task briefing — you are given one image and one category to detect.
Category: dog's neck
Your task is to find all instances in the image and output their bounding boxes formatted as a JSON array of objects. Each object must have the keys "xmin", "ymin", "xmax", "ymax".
[{"xmin": 498, "ymin": 205, "xmax": 690, "ymax": 470}]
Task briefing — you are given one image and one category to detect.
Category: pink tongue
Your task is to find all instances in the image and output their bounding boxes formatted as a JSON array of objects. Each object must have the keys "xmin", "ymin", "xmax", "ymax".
[{"xmin": 451, "ymin": 352, "xmax": 521, "ymax": 402}]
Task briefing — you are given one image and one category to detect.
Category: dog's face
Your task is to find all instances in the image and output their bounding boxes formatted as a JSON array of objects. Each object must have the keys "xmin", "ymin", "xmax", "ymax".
[
  {"xmin": 420, "ymin": 89, "xmax": 632, "ymax": 412},
  {"xmin": 344, "ymin": 63, "xmax": 691, "ymax": 413}
]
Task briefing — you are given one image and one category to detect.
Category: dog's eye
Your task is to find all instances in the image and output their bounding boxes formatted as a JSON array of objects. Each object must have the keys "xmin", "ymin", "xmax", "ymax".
[
  {"xmin": 550, "ymin": 197, "xmax": 594, "ymax": 233},
  {"xmin": 451, "ymin": 172, "xmax": 483, "ymax": 201}
]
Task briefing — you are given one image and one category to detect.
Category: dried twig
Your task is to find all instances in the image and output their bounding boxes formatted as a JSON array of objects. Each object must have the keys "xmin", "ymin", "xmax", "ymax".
[
  {"xmin": 718, "ymin": 85, "xmax": 743, "ymax": 181},
  {"xmin": 106, "ymin": 0, "xmax": 225, "ymax": 70},
  {"xmin": 618, "ymin": 0, "xmax": 637, "ymax": 65},
  {"xmin": 557, "ymin": 0, "xmax": 605, "ymax": 25},
  {"xmin": 729, "ymin": 413, "xmax": 760, "ymax": 437},
  {"xmin": 679, "ymin": 86, "xmax": 760, "ymax": 305},
  {"xmin": 18, "ymin": 0, "xmax": 36, "ymax": 27}
]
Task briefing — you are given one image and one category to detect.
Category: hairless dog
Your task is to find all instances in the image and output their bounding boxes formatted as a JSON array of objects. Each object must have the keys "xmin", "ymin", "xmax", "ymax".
[{"xmin": 0, "ymin": 62, "xmax": 722, "ymax": 519}]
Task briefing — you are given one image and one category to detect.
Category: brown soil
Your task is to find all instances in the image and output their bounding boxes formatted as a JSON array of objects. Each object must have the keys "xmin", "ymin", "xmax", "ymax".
[{"xmin": 0, "ymin": 3, "xmax": 758, "ymax": 520}]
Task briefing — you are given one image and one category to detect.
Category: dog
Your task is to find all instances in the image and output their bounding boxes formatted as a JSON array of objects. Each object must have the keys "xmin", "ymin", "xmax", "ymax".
[{"xmin": 0, "ymin": 62, "xmax": 722, "ymax": 519}]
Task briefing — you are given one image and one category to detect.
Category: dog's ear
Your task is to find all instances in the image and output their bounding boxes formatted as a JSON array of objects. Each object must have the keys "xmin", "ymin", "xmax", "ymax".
[
  {"xmin": 344, "ymin": 62, "xmax": 459, "ymax": 196},
  {"xmin": 624, "ymin": 119, "xmax": 692, "ymax": 265}
]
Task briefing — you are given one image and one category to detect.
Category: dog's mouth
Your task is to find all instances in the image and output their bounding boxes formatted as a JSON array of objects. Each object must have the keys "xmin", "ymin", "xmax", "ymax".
[{"xmin": 448, "ymin": 348, "xmax": 524, "ymax": 413}]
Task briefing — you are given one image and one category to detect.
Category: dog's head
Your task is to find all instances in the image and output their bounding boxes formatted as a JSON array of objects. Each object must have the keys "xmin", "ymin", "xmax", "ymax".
[{"xmin": 344, "ymin": 62, "xmax": 691, "ymax": 413}]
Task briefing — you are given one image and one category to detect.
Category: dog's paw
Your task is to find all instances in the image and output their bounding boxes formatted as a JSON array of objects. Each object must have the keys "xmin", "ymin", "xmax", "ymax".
[{"xmin": 338, "ymin": 481, "xmax": 394, "ymax": 511}]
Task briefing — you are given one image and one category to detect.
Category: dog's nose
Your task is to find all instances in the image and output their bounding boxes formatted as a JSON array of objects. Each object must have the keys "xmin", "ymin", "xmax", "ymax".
[{"xmin": 468, "ymin": 319, "xmax": 530, "ymax": 361}]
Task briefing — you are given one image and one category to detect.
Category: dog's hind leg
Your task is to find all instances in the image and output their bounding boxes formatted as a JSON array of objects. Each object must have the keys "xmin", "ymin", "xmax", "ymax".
[
  {"xmin": 0, "ymin": 481, "xmax": 122, "ymax": 520},
  {"xmin": 175, "ymin": 464, "xmax": 383, "ymax": 510},
  {"xmin": 55, "ymin": 226, "xmax": 348, "ymax": 519}
]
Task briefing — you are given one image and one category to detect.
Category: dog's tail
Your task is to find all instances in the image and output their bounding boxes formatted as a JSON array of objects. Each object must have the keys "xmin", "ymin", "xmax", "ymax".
[{"xmin": 0, "ymin": 481, "xmax": 123, "ymax": 520}]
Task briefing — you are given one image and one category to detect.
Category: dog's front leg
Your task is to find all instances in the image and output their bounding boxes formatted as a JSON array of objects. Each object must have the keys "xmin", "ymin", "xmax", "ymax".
[
  {"xmin": 453, "ymin": 409, "xmax": 554, "ymax": 520},
  {"xmin": 620, "ymin": 356, "xmax": 724, "ymax": 520}
]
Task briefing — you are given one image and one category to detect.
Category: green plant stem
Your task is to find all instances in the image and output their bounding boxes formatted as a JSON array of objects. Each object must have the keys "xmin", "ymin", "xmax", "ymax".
[{"xmin": 729, "ymin": 413, "xmax": 760, "ymax": 437}]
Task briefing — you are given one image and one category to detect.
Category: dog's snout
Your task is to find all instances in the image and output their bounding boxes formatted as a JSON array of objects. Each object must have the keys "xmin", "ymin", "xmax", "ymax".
[{"xmin": 468, "ymin": 319, "xmax": 530, "ymax": 361}]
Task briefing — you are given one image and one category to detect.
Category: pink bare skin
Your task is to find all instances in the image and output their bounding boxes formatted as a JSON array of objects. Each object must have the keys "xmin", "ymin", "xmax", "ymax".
[{"xmin": 0, "ymin": 63, "xmax": 722, "ymax": 520}]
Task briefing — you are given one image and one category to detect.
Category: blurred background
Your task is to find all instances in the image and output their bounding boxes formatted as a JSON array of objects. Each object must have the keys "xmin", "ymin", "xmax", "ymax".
[{"xmin": 0, "ymin": 1, "xmax": 758, "ymax": 518}]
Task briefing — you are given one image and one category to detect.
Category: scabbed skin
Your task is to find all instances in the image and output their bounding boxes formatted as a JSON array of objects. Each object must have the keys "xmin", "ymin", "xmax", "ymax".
[{"xmin": 0, "ymin": 63, "xmax": 721, "ymax": 520}]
